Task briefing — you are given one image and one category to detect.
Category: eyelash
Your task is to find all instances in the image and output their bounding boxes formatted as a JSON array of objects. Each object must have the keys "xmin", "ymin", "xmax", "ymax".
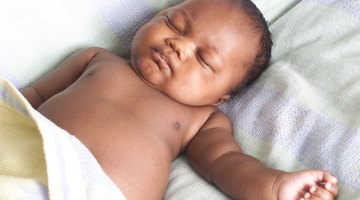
[
  {"xmin": 165, "ymin": 15, "xmax": 213, "ymax": 71},
  {"xmin": 196, "ymin": 52, "xmax": 213, "ymax": 70},
  {"xmin": 166, "ymin": 16, "xmax": 182, "ymax": 34}
]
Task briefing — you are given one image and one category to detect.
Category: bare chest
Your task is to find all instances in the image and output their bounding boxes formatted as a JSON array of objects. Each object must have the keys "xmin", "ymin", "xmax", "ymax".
[{"xmin": 38, "ymin": 64, "xmax": 211, "ymax": 157}]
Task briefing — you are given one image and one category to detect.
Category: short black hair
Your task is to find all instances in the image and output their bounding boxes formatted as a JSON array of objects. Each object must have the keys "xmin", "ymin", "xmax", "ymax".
[{"xmin": 229, "ymin": 0, "xmax": 273, "ymax": 96}]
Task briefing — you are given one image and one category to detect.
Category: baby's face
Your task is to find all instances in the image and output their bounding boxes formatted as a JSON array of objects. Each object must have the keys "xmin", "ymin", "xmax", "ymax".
[{"xmin": 131, "ymin": 0, "xmax": 259, "ymax": 106}]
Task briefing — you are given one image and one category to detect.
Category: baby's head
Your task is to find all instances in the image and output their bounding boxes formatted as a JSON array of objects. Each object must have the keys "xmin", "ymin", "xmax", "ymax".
[{"xmin": 131, "ymin": 0, "xmax": 272, "ymax": 106}]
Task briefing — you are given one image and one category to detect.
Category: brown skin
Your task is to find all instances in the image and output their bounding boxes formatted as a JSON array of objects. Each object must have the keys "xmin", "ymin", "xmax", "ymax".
[{"xmin": 22, "ymin": 0, "xmax": 339, "ymax": 199}]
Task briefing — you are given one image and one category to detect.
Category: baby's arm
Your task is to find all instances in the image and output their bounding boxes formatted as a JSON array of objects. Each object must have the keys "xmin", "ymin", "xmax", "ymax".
[
  {"xmin": 186, "ymin": 110, "xmax": 338, "ymax": 200},
  {"xmin": 21, "ymin": 47, "xmax": 110, "ymax": 108}
]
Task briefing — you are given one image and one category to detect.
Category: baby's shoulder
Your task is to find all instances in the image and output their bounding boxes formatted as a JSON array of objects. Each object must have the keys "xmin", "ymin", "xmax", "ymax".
[
  {"xmin": 83, "ymin": 49, "xmax": 131, "ymax": 74},
  {"xmin": 180, "ymin": 107, "xmax": 231, "ymax": 150},
  {"xmin": 203, "ymin": 109, "xmax": 231, "ymax": 129},
  {"xmin": 88, "ymin": 48, "xmax": 129, "ymax": 65},
  {"xmin": 188, "ymin": 106, "xmax": 230, "ymax": 133}
]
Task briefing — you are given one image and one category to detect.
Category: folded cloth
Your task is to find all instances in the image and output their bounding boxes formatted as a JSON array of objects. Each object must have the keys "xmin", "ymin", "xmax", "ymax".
[{"xmin": 0, "ymin": 78, "xmax": 126, "ymax": 200}]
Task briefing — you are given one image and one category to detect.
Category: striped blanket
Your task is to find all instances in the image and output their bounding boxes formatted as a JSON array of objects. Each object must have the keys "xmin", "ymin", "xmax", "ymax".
[{"xmin": 0, "ymin": 0, "xmax": 359, "ymax": 199}]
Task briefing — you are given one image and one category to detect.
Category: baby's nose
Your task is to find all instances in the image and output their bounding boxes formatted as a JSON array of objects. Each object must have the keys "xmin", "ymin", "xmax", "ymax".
[{"xmin": 165, "ymin": 38, "xmax": 195, "ymax": 61}]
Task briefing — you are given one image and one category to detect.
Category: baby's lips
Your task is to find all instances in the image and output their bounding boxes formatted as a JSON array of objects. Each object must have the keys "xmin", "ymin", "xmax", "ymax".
[{"xmin": 151, "ymin": 49, "xmax": 172, "ymax": 70}]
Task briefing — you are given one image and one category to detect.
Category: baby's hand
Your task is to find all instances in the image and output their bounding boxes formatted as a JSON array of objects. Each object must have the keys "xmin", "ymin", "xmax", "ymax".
[
  {"xmin": 301, "ymin": 181, "xmax": 338, "ymax": 200},
  {"xmin": 276, "ymin": 170, "xmax": 339, "ymax": 200}
]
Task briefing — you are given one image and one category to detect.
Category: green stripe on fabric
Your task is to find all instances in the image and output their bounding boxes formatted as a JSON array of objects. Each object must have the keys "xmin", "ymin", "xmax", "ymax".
[
  {"xmin": 233, "ymin": 128, "xmax": 306, "ymax": 170},
  {"xmin": 257, "ymin": 1, "xmax": 360, "ymax": 128},
  {"xmin": 0, "ymin": 0, "xmax": 124, "ymax": 88},
  {"xmin": 147, "ymin": 0, "xmax": 181, "ymax": 11}
]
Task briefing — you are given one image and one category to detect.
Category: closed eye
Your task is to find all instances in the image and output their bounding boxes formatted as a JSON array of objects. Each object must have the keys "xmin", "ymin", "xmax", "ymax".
[
  {"xmin": 166, "ymin": 16, "xmax": 181, "ymax": 34},
  {"xmin": 196, "ymin": 52, "xmax": 213, "ymax": 71}
]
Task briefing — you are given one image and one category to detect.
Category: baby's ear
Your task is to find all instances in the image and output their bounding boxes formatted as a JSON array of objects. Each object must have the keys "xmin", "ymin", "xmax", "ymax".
[{"xmin": 213, "ymin": 94, "xmax": 231, "ymax": 106}]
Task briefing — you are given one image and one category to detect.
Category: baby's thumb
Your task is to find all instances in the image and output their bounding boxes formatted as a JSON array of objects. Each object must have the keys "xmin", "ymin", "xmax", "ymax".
[{"xmin": 317, "ymin": 171, "xmax": 339, "ymax": 197}]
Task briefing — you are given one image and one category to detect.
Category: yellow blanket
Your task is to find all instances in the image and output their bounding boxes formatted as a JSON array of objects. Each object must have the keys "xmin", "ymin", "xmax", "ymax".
[{"xmin": 0, "ymin": 79, "xmax": 126, "ymax": 200}]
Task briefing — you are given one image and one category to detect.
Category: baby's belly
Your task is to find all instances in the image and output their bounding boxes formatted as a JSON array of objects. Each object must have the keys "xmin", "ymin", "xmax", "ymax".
[{"xmin": 37, "ymin": 91, "xmax": 186, "ymax": 199}]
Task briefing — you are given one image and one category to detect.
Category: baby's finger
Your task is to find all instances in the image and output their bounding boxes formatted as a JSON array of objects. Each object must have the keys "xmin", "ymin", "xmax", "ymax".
[
  {"xmin": 328, "ymin": 182, "xmax": 339, "ymax": 197},
  {"xmin": 300, "ymin": 192, "xmax": 311, "ymax": 200},
  {"xmin": 309, "ymin": 186, "xmax": 334, "ymax": 200},
  {"xmin": 318, "ymin": 181, "xmax": 339, "ymax": 197},
  {"xmin": 308, "ymin": 196, "xmax": 324, "ymax": 200},
  {"xmin": 308, "ymin": 196, "xmax": 327, "ymax": 200},
  {"xmin": 301, "ymin": 193, "xmax": 322, "ymax": 200},
  {"xmin": 323, "ymin": 172, "xmax": 338, "ymax": 185}
]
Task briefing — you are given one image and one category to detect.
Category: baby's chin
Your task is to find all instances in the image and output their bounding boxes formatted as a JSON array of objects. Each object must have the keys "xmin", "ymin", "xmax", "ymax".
[{"xmin": 164, "ymin": 90, "xmax": 216, "ymax": 107}]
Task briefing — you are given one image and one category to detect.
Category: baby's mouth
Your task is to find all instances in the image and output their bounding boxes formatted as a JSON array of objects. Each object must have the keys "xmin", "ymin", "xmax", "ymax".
[{"xmin": 151, "ymin": 49, "xmax": 171, "ymax": 70}]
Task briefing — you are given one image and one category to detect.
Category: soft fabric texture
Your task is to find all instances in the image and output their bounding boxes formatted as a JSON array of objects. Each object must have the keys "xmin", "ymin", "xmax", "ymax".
[
  {"xmin": 0, "ymin": 79, "xmax": 126, "ymax": 200},
  {"xmin": 0, "ymin": 0, "xmax": 359, "ymax": 199}
]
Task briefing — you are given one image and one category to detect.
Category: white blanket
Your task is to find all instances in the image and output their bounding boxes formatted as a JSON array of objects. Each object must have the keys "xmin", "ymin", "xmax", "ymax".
[{"xmin": 0, "ymin": 0, "xmax": 359, "ymax": 199}]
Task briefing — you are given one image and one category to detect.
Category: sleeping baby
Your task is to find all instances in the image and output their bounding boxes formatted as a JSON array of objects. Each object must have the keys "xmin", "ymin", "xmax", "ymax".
[{"xmin": 21, "ymin": 0, "xmax": 339, "ymax": 199}]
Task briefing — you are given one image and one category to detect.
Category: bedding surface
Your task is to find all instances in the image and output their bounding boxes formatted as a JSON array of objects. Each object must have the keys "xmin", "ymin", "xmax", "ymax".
[{"xmin": 0, "ymin": 0, "xmax": 359, "ymax": 199}]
